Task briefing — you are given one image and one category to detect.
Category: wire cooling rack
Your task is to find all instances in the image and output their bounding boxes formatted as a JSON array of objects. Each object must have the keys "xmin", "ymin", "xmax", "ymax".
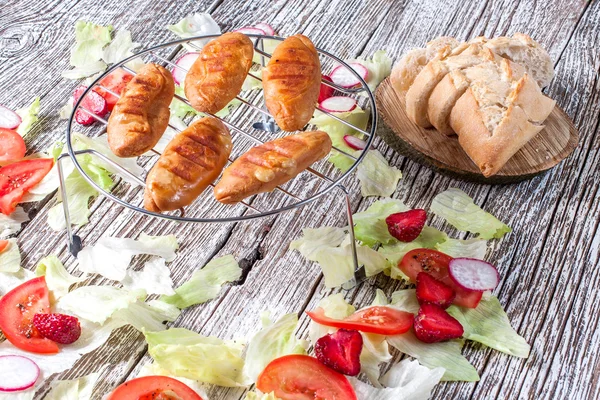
[{"xmin": 59, "ymin": 33, "xmax": 377, "ymax": 286}]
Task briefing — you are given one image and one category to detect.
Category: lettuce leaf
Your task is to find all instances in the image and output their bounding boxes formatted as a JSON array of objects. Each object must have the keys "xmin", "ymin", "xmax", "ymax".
[
  {"xmin": 242, "ymin": 68, "xmax": 263, "ymax": 91},
  {"xmin": 348, "ymin": 50, "xmax": 393, "ymax": 92},
  {"xmin": 0, "ymin": 207, "xmax": 29, "ymax": 238},
  {"xmin": 121, "ymin": 257, "xmax": 175, "ymax": 296},
  {"xmin": 15, "ymin": 97, "xmax": 40, "ymax": 136},
  {"xmin": 447, "ymin": 295, "xmax": 530, "ymax": 358},
  {"xmin": 0, "ymin": 268, "xmax": 35, "ymax": 295},
  {"xmin": 430, "ymin": 188, "xmax": 511, "ymax": 239},
  {"xmin": 167, "ymin": 13, "xmax": 221, "ymax": 51},
  {"xmin": 63, "ymin": 21, "xmax": 113, "ymax": 79},
  {"xmin": 170, "ymin": 85, "xmax": 199, "ymax": 119},
  {"xmin": 243, "ymin": 312, "xmax": 307, "ymax": 382},
  {"xmin": 390, "ymin": 289, "xmax": 420, "ymax": 314},
  {"xmin": 245, "ymin": 392, "xmax": 281, "ymax": 400},
  {"xmin": 61, "ymin": 61, "xmax": 107, "ymax": 80},
  {"xmin": 46, "ymin": 371, "xmax": 100, "ymax": 400},
  {"xmin": 308, "ymin": 293, "xmax": 355, "ymax": 345},
  {"xmin": 0, "ymin": 239, "xmax": 21, "ymax": 273},
  {"xmin": 35, "ymin": 254, "xmax": 84, "ymax": 300},
  {"xmin": 435, "ymin": 237, "xmax": 488, "ymax": 259},
  {"xmin": 357, "ymin": 150, "xmax": 402, "ymax": 197},
  {"xmin": 360, "ymin": 332, "xmax": 392, "ymax": 387},
  {"xmin": 353, "ymin": 198, "xmax": 407, "ymax": 246},
  {"xmin": 289, "ymin": 226, "xmax": 347, "ymax": 259},
  {"xmin": 102, "ymin": 30, "xmax": 138, "ymax": 64},
  {"xmin": 145, "ymin": 328, "xmax": 249, "ymax": 387},
  {"xmin": 161, "ymin": 254, "xmax": 241, "ymax": 308}
]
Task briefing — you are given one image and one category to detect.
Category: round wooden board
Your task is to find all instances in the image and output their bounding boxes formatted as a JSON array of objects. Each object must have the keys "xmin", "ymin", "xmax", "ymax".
[{"xmin": 375, "ymin": 78, "xmax": 579, "ymax": 184}]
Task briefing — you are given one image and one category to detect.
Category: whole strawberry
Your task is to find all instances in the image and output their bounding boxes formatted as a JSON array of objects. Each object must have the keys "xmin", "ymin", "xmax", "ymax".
[
  {"xmin": 315, "ymin": 329, "xmax": 363, "ymax": 376},
  {"xmin": 32, "ymin": 313, "xmax": 81, "ymax": 344},
  {"xmin": 386, "ymin": 209, "xmax": 427, "ymax": 242}
]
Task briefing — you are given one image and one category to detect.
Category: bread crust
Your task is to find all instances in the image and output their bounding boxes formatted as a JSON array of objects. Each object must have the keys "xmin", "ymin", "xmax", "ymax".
[
  {"xmin": 144, "ymin": 117, "xmax": 232, "ymax": 212},
  {"xmin": 263, "ymin": 35, "xmax": 321, "ymax": 131},
  {"xmin": 213, "ymin": 130, "xmax": 332, "ymax": 204},
  {"xmin": 184, "ymin": 32, "xmax": 254, "ymax": 114},
  {"xmin": 107, "ymin": 63, "xmax": 175, "ymax": 157}
]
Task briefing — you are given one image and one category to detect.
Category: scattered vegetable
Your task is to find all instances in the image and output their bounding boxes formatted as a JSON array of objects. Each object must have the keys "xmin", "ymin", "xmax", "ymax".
[
  {"xmin": 413, "ymin": 304, "xmax": 464, "ymax": 343},
  {"xmin": 172, "ymin": 52, "xmax": 200, "ymax": 85},
  {"xmin": 0, "ymin": 158, "xmax": 54, "ymax": 215},
  {"xmin": 319, "ymin": 96, "xmax": 357, "ymax": 113},
  {"xmin": 343, "ymin": 134, "xmax": 367, "ymax": 150},
  {"xmin": 307, "ymin": 306, "xmax": 413, "ymax": 336},
  {"xmin": 318, "ymin": 75, "xmax": 335, "ymax": 103},
  {"xmin": 254, "ymin": 22, "xmax": 276, "ymax": 36},
  {"xmin": 32, "ymin": 313, "xmax": 81, "ymax": 344},
  {"xmin": 448, "ymin": 258, "xmax": 500, "ymax": 291},
  {"xmin": 0, "ymin": 105, "xmax": 21, "ymax": 130},
  {"xmin": 315, "ymin": 328, "xmax": 363, "ymax": 376},
  {"xmin": 107, "ymin": 376, "xmax": 203, "ymax": 400},
  {"xmin": 0, "ymin": 355, "xmax": 40, "ymax": 392},
  {"xmin": 72, "ymin": 86, "xmax": 108, "ymax": 126},
  {"xmin": 0, "ymin": 128, "xmax": 26, "ymax": 164},
  {"xmin": 416, "ymin": 272, "xmax": 455, "ymax": 309},
  {"xmin": 385, "ymin": 209, "xmax": 427, "ymax": 243},
  {"xmin": 330, "ymin": 63, "xmax": 369, "ymax": 88}
]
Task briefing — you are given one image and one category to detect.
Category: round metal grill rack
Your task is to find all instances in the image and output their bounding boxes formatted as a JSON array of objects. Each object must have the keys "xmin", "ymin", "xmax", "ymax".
[{"xmin": 59, "ymin": 33, "xmax": 378, "ymax": 287}]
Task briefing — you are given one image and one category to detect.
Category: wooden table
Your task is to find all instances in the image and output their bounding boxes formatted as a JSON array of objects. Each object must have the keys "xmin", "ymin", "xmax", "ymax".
[{"xmin": 1, "ymin": 0, "xmax": 599, "ymax": 398}]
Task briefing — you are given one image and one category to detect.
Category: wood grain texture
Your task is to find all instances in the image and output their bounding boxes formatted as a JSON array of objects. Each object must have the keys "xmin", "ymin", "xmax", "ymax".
[{"xmin": 0, "ymin": 0, "xmax": 598, "ymax": 399}]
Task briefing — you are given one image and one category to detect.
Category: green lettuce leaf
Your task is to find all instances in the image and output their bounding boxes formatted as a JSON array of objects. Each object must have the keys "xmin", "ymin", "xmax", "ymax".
[
  {"xmin": 0, "ymin": 207, "xmax": 29, "ymax": 238},
  {"xmin": 46, "ymin": 371, "xmax": 100, "ymax": 400},
  {"xmin": 353, "ymin": 198, "xmax": 407, "ymax": 246},
  {"xmin": 170, "ymin": 85, "xmax": 199, "ymax": 119},
  {"xmin": 390, "ymin": 289, "xmax": 420, "ymax": 314},
  {"xmin": 348, "ymin": 50, "xmax": 393, "ymax": 92},
  {"xmin": 430, "ymin": 188, "xmax": 511, "ymax": 239},
  {"xmin": 63, "ymin": 21, "xmax": 113, "ymax": 79},
  {"xmin": 356, "ymin": 150, "xmax": 402, "ymax": 197},
  {"xmin": 35, "ymin": 254, "xmax": 84, "ymax": 300},
  {"xmin": 16, "ymin": 97, "xmax": 40, "ymax": 136},
  {"xmin": 144, "ymin": 328, "xmax": 248, "ymax": 387},
  {"xmin": 245, "ymin": 392, "xmax": 281, "ymax": 400},
  {"xmin": 243, "ymin": 312, "xmax": 307, "ymax": 382},
  {"xmin": 435, "ymin": 237, "xmax": 488, "ymax": 259},
  {"xmin": 0, "ymin": 239, "xmax": 21, "ymax": 273},
  {"xmin": 447, "ymin": 295, "xmax": 530, "ymax": 358},
  {"xmin": 161, "ymin": 254, "xmax": 241, "ymax": 308},
  {"xmin": 289, "ymin": 226, "xmax": 347, "ymax": 259},
  {"xmin": 121, "ymin": 258, "xmax": 175, "ymax": 296},
  {"xmin": 167, "ymin": 13, "xmax": 221, "ymax": 51},
  {"xmin": 102, "ymin": 30, "xmax": 138, "ymax": 64}
]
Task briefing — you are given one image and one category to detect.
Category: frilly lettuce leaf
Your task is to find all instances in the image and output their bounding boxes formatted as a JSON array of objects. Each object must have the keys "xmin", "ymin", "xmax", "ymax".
[
  {"xmin": 430, "ymin": 188, "xmax": 511, "ymax": 239},
  {"xmin": 447, "ymin": 295, "xmax": 530, "ymax": 358},
  {"xmin": 121, "ymin": 257, "xmax": 175, "ymax": 296},
  {"xmin": 356, "ymin": 150, "xmax": 402, "ymax": 197},
  {"xmin": 15, "ymin": 97, "xmax": 40, "ymax": 136},
  {"xmin": 101, "ymin": 30, "xmax": 139, "ymax": 64},
  {"xmin": 46, "ymin": 371, "xmax": 100, "ymax": 400},
  {"xmin": 167, "ymin": 13, "xmax": 221, "ymax": 51},
  {"xmin": 289, "ymin": 226, "xmax": 347, "ymax": 259},
  {"xmin": 390, "ymin": 289, "xmax": 420, "ymax": 314},
  {"xmin": 353, "ymin": 198, "xmax": 407, "ymax": 246},
  {"xmin": 63, "ymin": 21, "xmax": 112, "ymax": 79},
  {"xmin": 243, "ymin": 312, "xmax": 307, "ymax": 382},
  {"xmin": 161, "ymin": 254, "xmax": 241, "ymax": 308},
  {"xmin": 35, "ymin": 254, "xmax": 84, "ymax": 300},
  {"xmin": 348, "ymin": 50, "xmax": 393, "ymax": 92},
  {"xmin": 435, "ymin": 237, "xmax": 488, "ymax": 259},
  {"xmin": 0, "ymin": 239, "xmax": 21, "ymax": 273}
]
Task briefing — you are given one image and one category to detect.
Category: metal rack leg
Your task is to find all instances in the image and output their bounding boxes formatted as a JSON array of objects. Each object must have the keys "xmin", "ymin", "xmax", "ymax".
[
  {"xmin": 338, "ymin": 185, "xmax": 366, "ymax": 290},
  {"xmin": 56, "ymin": 154, "xmax": 83, "ymax": 257}
]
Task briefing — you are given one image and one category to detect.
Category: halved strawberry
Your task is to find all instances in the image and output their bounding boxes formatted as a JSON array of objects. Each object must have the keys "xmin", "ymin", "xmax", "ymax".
[
  {"xmin": 318, "ymin": 75, "xmax": 335, "ymax": 103},
  {"xmin": 314, "ymin": 328, "xmax": 363, "ymax": 376},
  {"xmin": 413, "ymin": 304, "xmax": 463, "ymax": 343},
  {"xmin": 416, "ymin": 272, "xmax": 455, "ymax": 309},
  {"xmin": 386, "ymin": 209, "xmax": 427, "ymax": 242},
  {"xmin": 73, "ymin": 86, "xmax": 108, "ymax": 126},
  {"xmin": 32, "ymin": 313, "xmax": 81, "ymax": 344}
]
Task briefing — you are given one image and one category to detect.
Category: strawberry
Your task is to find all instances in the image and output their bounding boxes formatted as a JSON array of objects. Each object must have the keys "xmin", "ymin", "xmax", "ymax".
[
  {"xmin": 73, "ymin": 86, "xmax": 108, "ymax": 126},
  {"xmin": 416, "ymin": 272, "xmax": 456, "ymax": 309},
  {"xmin": 314, "ymin": 328, "xmax": 363, "ymax": 376},
  {"xmin": 413, "ymin": 304, "xmax": 463, "ymax": 343},
  {"xmin": 32, "ymin": 313, "xmax": 81, "ymax": 344},
  {"xmin": 318, "ymin": 75, "xmax": 335, "ymax": 103},
  {"xmin": 385, "ymin": 209, "xmax": 427, "ymax": 242}
]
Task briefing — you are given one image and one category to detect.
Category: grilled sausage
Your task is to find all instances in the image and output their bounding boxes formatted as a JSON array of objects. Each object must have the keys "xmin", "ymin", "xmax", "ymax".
[
  {"xmin": 144, "ymin": 117, "xmax": 232, "ymax": 212},
  {"xmin": 213, "ymin": 130, "xmax": 331, "ymax": 204},
  {"xmin": 262, "ymin": 34, "xmax": 321, "ymax": 131},
  {"xmin": 184, "ymin": 32, "xmax": 254, "ymax": 114},
  {"xmin": 107, "ymin": 63, "xmax": 175, "ymax": 157}
]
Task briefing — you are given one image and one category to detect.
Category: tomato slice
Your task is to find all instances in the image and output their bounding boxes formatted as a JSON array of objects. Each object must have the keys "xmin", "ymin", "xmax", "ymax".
[
  {"xmin": 0, "ymin": 128, "xmax": 26, "ymax": 164},
  {"xmin": 0, "ymin": 276, "xmax": 59, "ymax": 354},
  {"xmin": 0, "ymin": 158, "xmax": 53, "ymax": 215},
  {"xmin": 307, "ymin": 306, "xmax": 413, "ymax": 335},
  {"xmin": 0, "ymin": 239, "xmax": 8, "ymax": 253},
  {"xmin": 94, "ymin": 68, "xmax": 134, "ymax": 111},
  {"xmin": 399, "ymin": 248, "xmax": 482, "ymax": 308},
  {"xmin": 107, "ymin": 376, "xmax": 203, "ymax": 400},
  {"xmin": 257, "ymin": 355, "xmax": 357, "ymax": 400}
]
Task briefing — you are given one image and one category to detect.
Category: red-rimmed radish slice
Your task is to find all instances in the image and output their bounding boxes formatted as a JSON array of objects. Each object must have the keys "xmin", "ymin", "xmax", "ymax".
[
  {"xmin": 0, "ymin": 355, "xmax": 40, "ymax": 392},
  {"xmin": 173, "ymin": 52, "xmax": 200, "ymax": 85},
  {"xmin": 448, "ymin": 258, "xmax": 500, "ymax": 291},
  {"xmin": 234, "ymin": 26, "xmax": 267, "ymax": 35},
  {"xmin": 0, "ymin": 105, "xmax": 21, "ymax": 130},
  {"xmin": 319, "ymin": 96, "xmax": 357, "ymax": 113},
  {"xmin": 254, "ymin": 22, "xmax": 276, "ymax": 35},
  {"xmin": 73, "ymin": 86, "xmax": 108, "ymax": 126},
  {"xmin": 318, "ymin": 75, "xmax": 335, "ymax": 103},
  {"xmin": 330, "ymin": 63, "xmax": 369, "ymax": 88},
  {"xmin": 343, "ymin": 135, "xmax": 367, "ymax": 150}
]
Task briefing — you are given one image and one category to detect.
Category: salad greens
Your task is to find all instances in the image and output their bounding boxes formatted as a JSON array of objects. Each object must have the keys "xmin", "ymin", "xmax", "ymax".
[
  {"xmin": 0, "ymin": 207, "xmax": 29, "ymax": 238},
  {"xmin": 121, "ymin": 258, "xmax": 176, "ymax": 296},
  {"xmin": 35, "ymin": 255, "xmax": 84, "ymax": 300},
  {"xmin": 15, "ymin": 97, "xmax": 40, "ymax": 136},
  {"xmin": 0, "ymin": 239, "xmax": 21, "ymax": 273},
  {"xmin": 245, "ymin": 392, "xmax": 281, "ymax": 400},
  {"xmin": 63, "ymin": 21, "xmax": 112, "ymax": 79},
  {"xmin": 161, "ymin": 254, "xmax": 241, "ymax": 308},
  {"xmin": 356, "ymin": 150, "xmax": 402, "ymax": 197},
  {"xmin": 435, "ymin": 237, "xmax": 488, "ymax": 259},
  {"xmin": 353, "ymin": 198, "xmax": 408, "ymax": 246},
  {"xmin": 167, "ymin": 13, "xmax": 221, "ymax": 51},
  {"xmin": 348, "ymin": 50, "xmax": 393, "ymax": 92},
  {"xmin": 45, "ymin": 371, "xmax": 100, "ymax": 400}
]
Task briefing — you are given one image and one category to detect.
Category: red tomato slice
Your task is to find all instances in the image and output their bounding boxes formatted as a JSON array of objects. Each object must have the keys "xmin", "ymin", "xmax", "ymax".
[
  {"xmin": 0, "ymin": 239, "xmax": 8, "ymax": 253},
  {"xmin": 257, "ymin": 355, "xmax": 357, "ymax": 400},
  {"xmin": 94, "ymin": 69, "xmax": 134, "ymax": 111},
  {"xmin": 399, "ymin": 248, "xmax": 482, "ymax": 308},
  {"xmin": 0, "ymin": 276, "xmax": 59, "ymax": 354},
  {"xmin": 107, "ymin": 376, "xmax": 203, "ymax": 400},
  {"xmin": 0, "ymin": 158, "xmax": 53, "ymax": 215},
  {"xmin": 306, "ymin": 306, "xmax": 413, "ymax": 335},
  {"xmin": 0, "ymin": 128, "xmax": 26, "ymax": 164}
]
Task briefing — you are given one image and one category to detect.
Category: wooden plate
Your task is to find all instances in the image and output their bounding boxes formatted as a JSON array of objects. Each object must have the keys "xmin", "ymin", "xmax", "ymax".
[{"xmin": 375, "ymin": 78, "xmax": 579, "ymax": 183}]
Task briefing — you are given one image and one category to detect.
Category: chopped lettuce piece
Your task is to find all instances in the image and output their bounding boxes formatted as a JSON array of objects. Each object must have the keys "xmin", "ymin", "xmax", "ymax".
[
  {"xmin": 0, "ymin": 268, "xmax": 35, "ymax": 295},
  {"xmin": 390, "ymin": 289, "xmax": 420, "ymax": 314},
  {"xmin": 112, "ymin": 299, "xmax": 180, "ymax": 331},
  {"xmin": 62, "ymin": 61, "xmax": 108, "ymax": 80},
  {"xmin": 353, "ymin": 198, "xmax": 407, "ymax": 246},
  {"xmin": 357, "ymin": 150, "xmax": 402, "ymax": 197},
  {"xmin": 431, "ymin": 188, "xmax": 511, "ymax": 239},
  {"xmin": 388, "ymin": 332, "xmax": 479, "ymax": 381},
  {"xmin": 0, "ymin": 207, "xmax": 29, "ymax": 238},
  {"xmin": 243, "ymin": 312, "xmax": 307, "ymax": 382},
  {"xmin": 145, "ymin": 328, "xmax": 249, "ymax": 387},
  {"xmin": 348, "ymin": 50, "xmax": 393, "ymax": 92},
  {"xmin": 360, "ymin": 332, "xmax": 392, "ymax": 387},
  {"xmin": 15, "ymin": 97, "xmax": 40, "ymax": 136},
  {"xmin": 102, "ymin": 30, "xmax": 139, "ymax": 64},
  {"xmin": 63, "ymin": 21, "xmax": 113, "ymax": 79},
  {"xmin": 161, "ymin": 254, "xmax": 241, "ymax": 308},
  {"xmin": 289, "ymin": 226, "xmax": 347, "ymax": 259},
  {"xmin": 46, "ymin": 371, "xmax": 100, "ymax": 400},
  {"xmin": 167, "ymin": 13, "xmax": 221, "ymax": 51},
  {"xmin": 170, "ymin": 85, "xmax": 199, "ymax": 119},
  {"xmin": 447, "ymin": 295, "xmax": 530, "ymax": 358},
  {"xmin": 436, "ymin": 237, "xmax": 488, "ymax": 259},
  {"xmin": 121, "ymin": 258, "xmax": 176, "ymax": 296},
  {"xmin": 0, "ymin": 239, "xmax": 21, "ymax": 273},
  {"xmin": 76, "ymin": 233, "xmax": 178, "ymax": 281},
  {"xmin": 245, "ymin": 392, "xmax": 281, "ymax": 400},
  {"xmin": 350, "ymin": 358, "xmax": 445, "ymax": 400},
  {"xmin": 371, "ymin": 288, "xmax": 390, "ymax": 306},
  {"xmin": 57, "ymin": 285, "xmax": 142, "ymax": 324},
  {"xmin": 35, "ymin": 254, "xmax": 84, "ymax": 300}
]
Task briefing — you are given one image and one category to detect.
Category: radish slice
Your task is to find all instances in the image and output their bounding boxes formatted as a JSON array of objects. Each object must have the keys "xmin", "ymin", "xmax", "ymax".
[
  {"xmin": 254, "ymin": 23, "xmax": 276, "ymax": 35},
  {"xmin": 0, "ymin": 355, "xmax": 40, "ymax": 392},
  {"xmin": 319, "ymin": 96, "xmax": 357, "ymax": 113},
  {"xmin": 343, "ymin": 135, "xmax": 367, "ymax": 150},
  {"xmin": 234, "ymin": 27, "xmax": 267, "ymax": 35},
  {"xmin": 330, "ymin": 63, "xmax": 369, "ymax": 88},
  {"xmin": 0, "ymin": 105, "xmax": 22, "ymax": 130},
  {"xmin": 448, "ymin": 258, "xmax": 500, "ymax": 291},
  {"xmin": 172, "ymin": 53, "xmax": 200, "ymax": 85}
]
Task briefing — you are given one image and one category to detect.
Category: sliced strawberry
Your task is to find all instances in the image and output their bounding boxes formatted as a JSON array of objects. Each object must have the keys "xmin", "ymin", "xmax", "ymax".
[
  {"xmin": 386, "ymin": 209, "xmax": 427, "ymax": 242},
  {"xmin": 73, "ymin": 86, "xmax": 108, "ymax": 126},
  {"xmin": 314, "ymin": 328, "xmax": 363, "ymax": 376},
  {"xmin": 32, "ymin": 313, "xmax": 81, "ymax": 344},
  {"xmin": 416, "ymin": 272, "xmax": 455, "ymax": 309},
  {"xmin": 413, "ymin": 304, "xmax": 463, "ymax": 343},
  {"xmin": 318, "ymin": 75, "xmax": 335, "ymax": 103}
]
